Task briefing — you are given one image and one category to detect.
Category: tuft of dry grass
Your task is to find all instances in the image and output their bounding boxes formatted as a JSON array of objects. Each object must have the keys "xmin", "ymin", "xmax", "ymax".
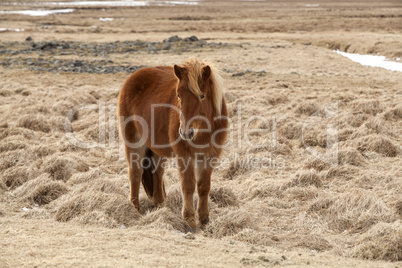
[
  {"xmin": 0, "ymin": 179, "xmax": 7, "ymax": 193},
  {"xmin": 29, "ymin": 105, "xmax": 50, "ymax": 114},
  {"xmin": 42, "ymin": 154, "xmax": 89, "ymax": 181},
  {"xmin": 209, "ymin": 187, "xmax": 239, "ymax": 208},
  {"xmin": 14, "ymin": 175, "xmax": 68, "ymax": 205},
  {"xmin": 163, "ymin": 186, "xmax": 184, "ymax": 215},
  {"xmin": 338, "ymin": 149, "xmax": 366, "ymax": 166},
  {"xmin": 302, "ymin": 131, "xmax": 327, "ymax": 148},
  {"xmin": 295, "ymin": 234, "xmax": 333, "ymax": 252},
  {"xmin": 245, "ymin": 181, "xmax": 282, "ymax": 200},
  {"xmin": 0, "ymin": 122, "xmax": 8, "ymax": 128},
  {"xmin": 29, "ymin": 182, "xmax": 68, "ymax": 205},
  {"xmin": 282, "ymin": 186, "xmax": 319, "ymax": 202},
  {"xmin": 0, "ymin": 139, "xmax": 27, "ymax": 153},
  {"xmin": 140, "ymin": 207, "xmax": 187, "ymax": 232},
  {"xmin": 322, "ymin": 164, "xmax": 359, "ymax": 181},
  {"xmin": 71, "ymin": 210, "xmax": 119, "ymax": 228},
  {"xmin": 295, "ymin": 102, "xmax": 321, "ymax": 116},
  {"xmin": 205, "ymin": 208, "xmax": 256, "ymax": 238},
  {"xmin": 67, "ymin": 169, "xmax": 103, "ymax": 186},
  {"xmin": 278, "ymin": 121, "xmax": 303, "ymax": 140},
  {"xmin": 51, "ymin": 116, "xmax": 70, "ymax": 132},
  {"xmin": 0, "ymin": 126, "xmax": 37, "ymax": 141},
  {"xmin": 338, "ymin": 128, "xmax": 354, "ymax": 141},
  {"xmin": 346, "ymin": 114, "xmax": 369, "ymax": 128},
  {"xmin": 224, "ymin": 154, "xmax": 251, "ymax": 180},
  {"xmin": 75, "ymin": 178, "xmax": 126, "ymax": 196},
  {"xmin": 17, "ymin": 114, "xmax": 51, "ymax": 133},
  {"xmin": 308, "ymin": 189, "xmax": 394, "ymax": 232},
  {"xmin": 247, "ymin": 140, "xmax": 292, "ymax": 155},
  {"xmin": 0, "ymin": 150, "xmax": 30, "ymax": 172},
  {"xmin": 304, "ymin": 158, "xmax": 330, "ymax": 171},
  {"xmin": 1, "ymin": 166, "xmax": 37, "ymax": 189},
  {"xmin": 138, "ymin": 193, "xmax": 157, "ymax": 214},
  {"xmin": 223, "ymin": 91, "xmax": 239, "ymax": 103},
  {"xmin": 55, "ymin": 190, "xmax": 140, "ymax": 227},
  {"xmin": 351, "ymin": 118, "xmax": 394, "ymax": 139},
  {"xmin": 267, "ymin": 94, "xmax": 288, "ymax": 106},
  {"xmin": 351, "ymin": 221, "xmax": 402, "ymax": 262},
  {"xmin": 29, "ymin": 145, "xmax": 56, "ymax": 158},
  {"xmin": 289, "ymin": 170, "xmax": 323, "ymax": 188},
  {"xmin": 354, "ymin": 100, "xmax": 383, "ymax": 116},
  {"xmin": 232, "ymin": 229, "xmax": 277, "ymax": 246},
  {"xmin": 103, "ymin": 197, "xmax": 142, "ymax": 227},
  {"xmin": 356, "ymin": 135, "xmax": 399, "ymax": 157},
  {"xmin": 363, "ymin": 118, "xmax": 385, "ymax": 135},
  {"xmin": 383, "ymin": 104, "xmax": 402, "ymax": 121},
  {"xmin": 0, "ymin": 89, "xmax": 13, "ymax": 97},
  {"xmin": 51, "ymin": 99, "xmax": 79, "ymax": 117},
  {"xmin": 395, "ymin": 200, "xmax": 402, "ymax": 217}
]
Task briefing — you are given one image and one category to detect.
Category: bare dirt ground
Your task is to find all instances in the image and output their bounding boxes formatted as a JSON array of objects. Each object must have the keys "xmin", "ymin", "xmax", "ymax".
[{"xmin": 0, "ymin": 1, "xmax": 401, "ymax": 267}]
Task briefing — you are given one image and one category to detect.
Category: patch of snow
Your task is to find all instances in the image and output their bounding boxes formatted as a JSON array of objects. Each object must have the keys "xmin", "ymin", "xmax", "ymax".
[
  {"xmin": 5, "ymin": 1, "xmax": 199, "ymax": 7},
  {"xmin": 335, "ymin": 50, "xmax": 402, "ymax": 72},
  {"xmin": 48, "ymin": 1, "xmax": 151, "ymax": 6},
  {"xmin": 0, "ymin": 9, "xmax": 74, "ymax": 16},
  {"xmin": 99, "ymin": 17, "xmax": 113, "ymax": 21},
  {"xmin": 175, "ymin": 230, "xmax": 186, "ymax": 236},
  {"xmin": 0, "ymin": 28, "xmax": 25, "ymax": 32},
  {"xmin": 305, "ymin": 4, "xmax": 319, "ymax": 7},
  {"xmin": 22, "ymin": 207, "xmax": 29, "ymax": 211}
]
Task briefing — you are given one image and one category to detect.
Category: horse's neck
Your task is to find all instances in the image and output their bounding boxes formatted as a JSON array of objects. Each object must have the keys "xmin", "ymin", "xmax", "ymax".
[{"xmin": 212, "ymin": 101, "xmax": 227, "ymax": 129}]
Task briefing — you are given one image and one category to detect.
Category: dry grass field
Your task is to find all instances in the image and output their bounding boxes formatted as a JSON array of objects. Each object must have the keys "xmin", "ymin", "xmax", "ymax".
[{"xmin": 0, "ymin": 0, "xmax": 401, "ymax": 267}]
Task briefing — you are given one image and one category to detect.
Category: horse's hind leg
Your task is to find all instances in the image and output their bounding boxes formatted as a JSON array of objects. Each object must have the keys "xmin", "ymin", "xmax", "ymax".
[
  {"xmin": 125, "ymin": 144, "xmax": 146, "ymax": 211},
  {"xmin": 120, "ymin": 118, "xmax": 146, "ymax": 211}
]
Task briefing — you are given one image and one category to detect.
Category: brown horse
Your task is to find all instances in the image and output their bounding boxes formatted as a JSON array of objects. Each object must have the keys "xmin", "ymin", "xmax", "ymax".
[{"xmin": 118, "ymin": 59, "xmax": 228, "ymax": 228}]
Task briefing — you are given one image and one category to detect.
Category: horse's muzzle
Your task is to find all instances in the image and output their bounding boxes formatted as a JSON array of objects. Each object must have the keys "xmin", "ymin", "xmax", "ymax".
[{"xmin": 179, "ymin": 127, "xmax": 194, "ymax": 141}]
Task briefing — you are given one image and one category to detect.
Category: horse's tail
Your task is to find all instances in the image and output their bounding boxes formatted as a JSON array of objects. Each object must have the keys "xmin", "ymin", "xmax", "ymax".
[
  {"xmin": 142, "ymin": 148, "xmax": 166, "ymax": 205},
  {"xmin": 142, "ymin": 148, "xmax": 155, "ymax": 198}
]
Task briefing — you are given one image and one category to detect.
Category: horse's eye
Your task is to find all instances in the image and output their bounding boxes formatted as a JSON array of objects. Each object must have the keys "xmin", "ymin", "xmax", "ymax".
[
  {"xmin": 200, "ymin": 94, "xmax": 205, "ymax": 100},
  {"xmin": 177, "ymin": 94, "xmax": 181, "ymax": 99}
]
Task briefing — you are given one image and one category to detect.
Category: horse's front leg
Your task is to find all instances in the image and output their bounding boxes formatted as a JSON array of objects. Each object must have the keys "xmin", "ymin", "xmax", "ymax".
[
  {"xmin": 196, "ymin": 158, "xmax": 213, "ymax": 226},
  {"xmin": 177, "ymin": 157, "xmax": 196, "ymax": 229}
]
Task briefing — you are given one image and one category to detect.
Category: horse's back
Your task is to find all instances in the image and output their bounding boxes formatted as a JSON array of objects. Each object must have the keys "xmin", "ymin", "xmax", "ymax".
[{"xmin": 118, "ymin": 66, "xmax": 177, "ymax": 116}]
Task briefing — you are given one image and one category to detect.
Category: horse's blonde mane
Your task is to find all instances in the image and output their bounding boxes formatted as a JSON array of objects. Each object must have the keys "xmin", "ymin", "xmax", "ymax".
[{"xmin": 181, "ymin": 59, "xmax": 225, "ymax": 115}]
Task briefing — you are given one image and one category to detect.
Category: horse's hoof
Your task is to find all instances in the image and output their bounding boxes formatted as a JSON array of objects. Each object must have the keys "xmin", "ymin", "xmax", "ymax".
[
  {"xmin": 198, "ymin": 217, "xmax": 209, "ymax": 226},
  {"xmin": 152, "ymin": 196, "xmax": 165, "ymax": 207},
  {"xmin": 129, "ymin": 198, "xmax": 141, "ymax": 212},
  {"xmin": 185, "ymin": 225, "xmax": 197, "ymax": 233},
  {"xmin": 184, "ymin": 216, "xmax": 197, "ymax": 231}
]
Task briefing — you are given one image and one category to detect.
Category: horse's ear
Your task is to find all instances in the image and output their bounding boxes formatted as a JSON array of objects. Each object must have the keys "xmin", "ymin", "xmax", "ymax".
[
  {"xmin": 174, "ymin": 65, "xmax": 184, "ymax": 80},
  {"xmin": 203, "ymin": 65, "xmax": 211, "ymax": 80}
]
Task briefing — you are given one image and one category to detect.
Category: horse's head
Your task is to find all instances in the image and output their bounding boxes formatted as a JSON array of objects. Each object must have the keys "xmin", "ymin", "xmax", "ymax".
[{"xmin": 174, "ymin": 59, "xmax": 224, "ymax": 141}]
